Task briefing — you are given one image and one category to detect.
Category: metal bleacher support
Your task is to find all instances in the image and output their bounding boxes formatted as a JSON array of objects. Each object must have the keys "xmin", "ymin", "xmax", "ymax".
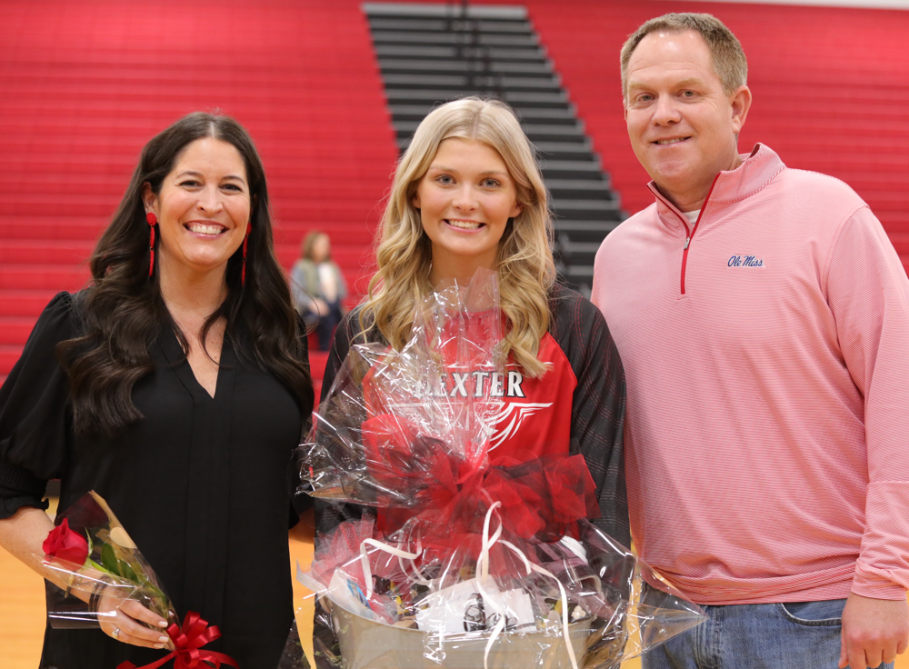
[{"xmin": 363, "ymin": 2, "xmax": 626, "ymax": 296}]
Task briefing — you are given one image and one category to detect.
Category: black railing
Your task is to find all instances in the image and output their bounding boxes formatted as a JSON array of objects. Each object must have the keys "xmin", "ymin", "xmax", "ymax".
[
  {"xmin": 365, "ymin": 2, "xmax": 624, "ymax": 294},
  {"xmin": 447, "ymin": 1, "xmax": 503, "ymax": 98}
]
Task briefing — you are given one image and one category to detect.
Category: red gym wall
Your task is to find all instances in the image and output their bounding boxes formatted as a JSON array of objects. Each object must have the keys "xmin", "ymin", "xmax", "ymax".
[
  {"xmin": 1, "ymin": 0, "xmax": 907, "ymax": 389},
  {"xmin": 0, "ymin": 0, "xmax": 399, "ymax": 387},
  {"xmin": 521, "ymin": 0, "xmax": 909, "ymax": 247}
]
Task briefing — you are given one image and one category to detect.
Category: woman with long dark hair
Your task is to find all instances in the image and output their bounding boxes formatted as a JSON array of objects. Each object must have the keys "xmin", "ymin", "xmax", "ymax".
[{"xmin": 0, "ymin": 112, "xmax": 313, "ymax": 667}]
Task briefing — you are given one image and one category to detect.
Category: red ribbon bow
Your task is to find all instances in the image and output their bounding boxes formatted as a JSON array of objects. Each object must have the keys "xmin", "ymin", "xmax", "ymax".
[
  {"xmin": 368, "ymin": 421, "xmax": 600, "ymax": 556},
  {"xmin": 117, "ymin": 611, "xmax": 238, "ymax": 669}
]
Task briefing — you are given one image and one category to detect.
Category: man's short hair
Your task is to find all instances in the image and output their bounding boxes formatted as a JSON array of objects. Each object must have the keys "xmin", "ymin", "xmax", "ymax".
[{"xmin": 621, "ymin": 13, "xmax": 748, "ymax": 103}]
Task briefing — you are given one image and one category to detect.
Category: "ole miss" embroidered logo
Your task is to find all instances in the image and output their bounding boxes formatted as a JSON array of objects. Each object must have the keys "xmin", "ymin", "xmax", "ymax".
[{"xmin": 728, "ymin": 255, "xmax": 765, "ymax": 268}]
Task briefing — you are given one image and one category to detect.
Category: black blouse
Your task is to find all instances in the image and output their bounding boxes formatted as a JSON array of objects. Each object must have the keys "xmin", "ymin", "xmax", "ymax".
[{"xmin": 0, "ymin": 292, "xmax": 314, "ymax": 669}]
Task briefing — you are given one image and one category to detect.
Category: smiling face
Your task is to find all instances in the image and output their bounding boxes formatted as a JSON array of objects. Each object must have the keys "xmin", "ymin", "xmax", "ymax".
[
  {"xmin": 144, "ymin": 137, "xmax": 251, "ymax": 282},
  {"xmin": 625, "ymin": 30, "xmax": 751, "ymax": 211},
  {"xmin": 412, "ymin": 138, "xmax": 523, "ymax": 285}
]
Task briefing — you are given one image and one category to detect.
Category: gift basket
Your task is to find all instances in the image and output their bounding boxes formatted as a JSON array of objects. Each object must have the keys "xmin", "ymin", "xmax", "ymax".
[{"xmin": 291, "ymin": 269, "xmax": 706, "ymax": 669}]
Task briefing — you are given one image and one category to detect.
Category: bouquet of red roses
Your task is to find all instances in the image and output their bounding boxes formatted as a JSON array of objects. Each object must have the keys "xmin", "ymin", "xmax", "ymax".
[
  {"xmin": 291, "ymin": 269, "xmax": 706, "ymax": 669},
  {"xmin": 41, "ymin": 491, "xmax": 175, "ymax": 631},
  {"xmin": 42, "ymin": 491, "xmax": 239, "ymax": 669}
]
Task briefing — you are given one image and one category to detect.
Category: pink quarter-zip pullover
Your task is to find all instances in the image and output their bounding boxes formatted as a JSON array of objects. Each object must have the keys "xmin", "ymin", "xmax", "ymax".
[{"xmin": 592, "ymin": 144, "xmax": 909, "ymax": 604}]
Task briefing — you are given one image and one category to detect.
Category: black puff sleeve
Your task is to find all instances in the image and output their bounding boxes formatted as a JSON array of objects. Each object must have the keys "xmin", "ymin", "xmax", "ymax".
[{"xmin": 0, "ymin": 292, "xmax": 76, "ymax": 518}]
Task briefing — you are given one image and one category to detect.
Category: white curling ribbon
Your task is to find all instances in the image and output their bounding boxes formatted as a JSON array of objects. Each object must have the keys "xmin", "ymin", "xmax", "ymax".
[
  {"xmin": 359, "ymin": 538, "xmax": 422, "ymax": 599},
  {"xmin": 498, "ymin": 539, "xmax": 579, "ymax": 669},
  {"xmin": 398, "ymin": 536, "xmax": 432, "ymax": 587},
  {"xmin": 474, "ymin": 502, "xmax": 580, "ymax": 669},
  {"xmin": 475, "ymin": 502, "xmax": 506, "ymax": 669},
  {"xmin": 477, "ymin": 501, "xmax": 504, "ymax": 585},
  {"xmin": 559, "ymin": 535, "xmax": 587, "ymax": 563}
]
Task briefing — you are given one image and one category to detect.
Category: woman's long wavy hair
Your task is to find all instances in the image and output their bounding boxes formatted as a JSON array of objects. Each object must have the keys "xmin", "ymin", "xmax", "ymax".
[
  {"xmin": 361, "ymin": 98, "xmax": 555, "ymax": 377},
  {"xmin": 58, "ymin": 112, "xmax": 312, "ymax": 436}
]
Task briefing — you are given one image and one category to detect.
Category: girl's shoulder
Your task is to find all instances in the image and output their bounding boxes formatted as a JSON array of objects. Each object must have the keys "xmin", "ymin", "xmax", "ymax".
[
  {"xmin": 333, "ymin": 307, "xmax": 374, "ymax": 349},
  {"xmin": 547, "ymin": 283, "xmax": 607, "ymax": 336}
]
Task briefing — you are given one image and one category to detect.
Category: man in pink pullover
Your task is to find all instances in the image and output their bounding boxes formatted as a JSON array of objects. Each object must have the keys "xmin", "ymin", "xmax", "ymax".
[{"xmin": 592, "ymin": 13, "xmax": 909, "ymax": 669}]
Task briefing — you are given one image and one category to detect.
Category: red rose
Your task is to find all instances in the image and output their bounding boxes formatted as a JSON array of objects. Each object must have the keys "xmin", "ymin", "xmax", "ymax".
[{"xmin": 43, "ymin": 518, "xmax": 89, "ymax": 566}]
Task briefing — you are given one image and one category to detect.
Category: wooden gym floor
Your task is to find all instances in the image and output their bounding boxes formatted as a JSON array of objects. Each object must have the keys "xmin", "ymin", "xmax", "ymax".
[{"xmin": 0, "ymin": 503, "xmax": 904, "ymax": 668}]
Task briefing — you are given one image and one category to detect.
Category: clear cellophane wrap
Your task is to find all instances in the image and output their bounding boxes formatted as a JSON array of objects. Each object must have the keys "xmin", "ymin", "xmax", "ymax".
[
  {"xmin": 287, "ymin": 269, "xmax": 706, "ymax": 669},
  {"xmin": 41, "ymin": 491, "xmax": 176, "ymax": 631}
]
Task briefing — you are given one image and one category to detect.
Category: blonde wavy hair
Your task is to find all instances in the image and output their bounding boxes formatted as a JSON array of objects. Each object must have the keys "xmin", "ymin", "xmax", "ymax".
[{"xmin": 360, "ymin": 97, "xmax": 555, "ymax": 378}]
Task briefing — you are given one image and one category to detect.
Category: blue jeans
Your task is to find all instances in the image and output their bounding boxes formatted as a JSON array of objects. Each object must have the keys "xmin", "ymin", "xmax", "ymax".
[{"xmin": 642, "ymin": 597, "xmax": 894, "ymax": 669}]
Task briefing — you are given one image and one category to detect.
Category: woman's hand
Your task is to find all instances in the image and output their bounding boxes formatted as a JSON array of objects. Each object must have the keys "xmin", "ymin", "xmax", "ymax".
[{"xmin": 97, "ymin": 593, "xmax": 173, "ymax": 650}]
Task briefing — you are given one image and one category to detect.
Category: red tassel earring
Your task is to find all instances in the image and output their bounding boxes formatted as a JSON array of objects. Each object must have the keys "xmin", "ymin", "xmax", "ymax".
[
  {"xmin": 146, "ymin": 212, "xmax": 158, "ymax": 277},
  {"xmin": 241, "ymin": 224, "xmax": 251, "ymax": 286}
]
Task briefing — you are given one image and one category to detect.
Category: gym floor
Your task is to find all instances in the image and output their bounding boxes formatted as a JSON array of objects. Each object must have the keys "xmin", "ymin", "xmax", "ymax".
[{"xmin": 0, "ymin": 504, "xmax": 902, "ymax": 669}]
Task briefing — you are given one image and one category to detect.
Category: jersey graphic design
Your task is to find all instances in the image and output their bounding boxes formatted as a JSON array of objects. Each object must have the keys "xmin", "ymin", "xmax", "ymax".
[
  {"xmin": 410, "ymin": 369, "xmax": 552, "ymax": 449},
  {"xmin": 425, "ymin": 370, "xmax": 529, "ymax": 398},
  {"xmin": 359, "ymin": 329, "xmax": 578, "ymax": 464},
  {"xmin": 485, "ymin": 401, "xmax": 553, "ymax": 451}
]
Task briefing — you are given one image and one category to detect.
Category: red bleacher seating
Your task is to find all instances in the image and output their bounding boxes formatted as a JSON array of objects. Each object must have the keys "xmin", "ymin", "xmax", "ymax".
[
  {"xmin": 515, "ymin": 0, "xmax": 909, "ymax": 271},
  {"xmin": 2, "ymin": 0, "xmax": 907, "ymax": 391},
  {"xmin": 0, "ymin": 0, "xmax": 398, "ymax": 386}
]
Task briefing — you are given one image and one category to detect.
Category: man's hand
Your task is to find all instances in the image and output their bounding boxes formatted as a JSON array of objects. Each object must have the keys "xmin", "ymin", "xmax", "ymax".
[{"xmin": 839, "ymin": 592, "xmax": 909, "ymax": 668}]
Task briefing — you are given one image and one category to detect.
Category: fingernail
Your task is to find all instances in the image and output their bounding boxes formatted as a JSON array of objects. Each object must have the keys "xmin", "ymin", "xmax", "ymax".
[
  {"xmin": 158, "ymin": 636, "xmax": 168, "ymax": 643},
  {"xmin": 158, "ymin": 621, "xmax": 167, "ymax": 627}
]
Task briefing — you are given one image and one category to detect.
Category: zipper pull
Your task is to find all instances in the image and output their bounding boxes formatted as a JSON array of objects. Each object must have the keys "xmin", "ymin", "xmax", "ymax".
[{"xmin": 684, "ymin": 237, "xmax": 691, "ymax": 250}]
